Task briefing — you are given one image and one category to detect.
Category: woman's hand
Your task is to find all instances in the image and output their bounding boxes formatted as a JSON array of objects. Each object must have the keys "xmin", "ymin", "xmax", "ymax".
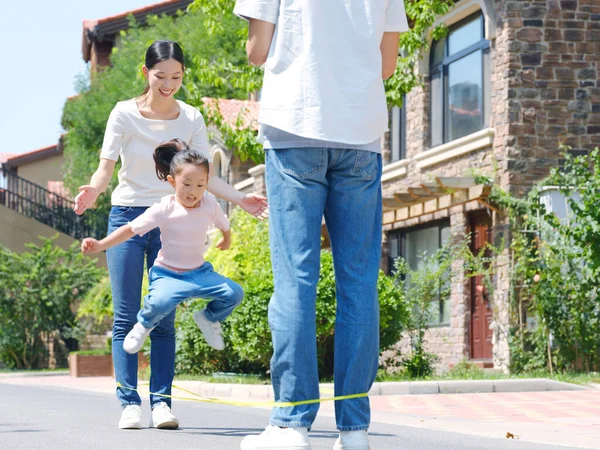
[
  {"xmin": 73, "ymin": 185, "xmax": 99, "ymax": 215},
  {"xmin": 238, "ymin": 194, "xmax": 268, "ymax": 219},
  {"xmin": 81, "ymin": 238, "xmax": 104, "ymax": 254}
]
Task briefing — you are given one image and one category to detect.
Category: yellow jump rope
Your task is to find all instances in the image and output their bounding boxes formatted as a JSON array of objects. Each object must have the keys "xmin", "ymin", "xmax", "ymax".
[{"xmin": 116, "ymin": 382, "xmax": 368, "ymax": 408}]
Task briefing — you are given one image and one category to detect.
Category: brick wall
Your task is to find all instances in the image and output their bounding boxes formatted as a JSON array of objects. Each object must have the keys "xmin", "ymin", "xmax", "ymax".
[{"xmin": 503, "ymin": 0, "xmax": 600, "ymax": 196}]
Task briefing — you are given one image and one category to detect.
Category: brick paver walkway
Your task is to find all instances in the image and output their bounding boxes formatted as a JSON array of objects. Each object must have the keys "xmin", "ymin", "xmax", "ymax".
[{"xmin": 369, "ymin": 390, "xmax": 600, "ymax": 426}]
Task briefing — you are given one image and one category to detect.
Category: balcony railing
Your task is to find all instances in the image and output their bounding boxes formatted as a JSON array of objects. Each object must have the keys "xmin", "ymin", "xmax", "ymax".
[{"xmin": 0, "ymin": 168, "xmax": 107, "ymax": 241}]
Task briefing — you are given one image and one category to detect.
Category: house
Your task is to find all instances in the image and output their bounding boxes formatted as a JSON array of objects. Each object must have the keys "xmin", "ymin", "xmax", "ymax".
[
  {"xmin": 82, "ymin": 0, "xmax": 194, "ymax": 72},
  {"xmin": 228, "ymin": 0, "xmax": 600, "ymax": 373},
  {"xmin": 0, "ymin": 2, "xmax": 197, "ymax": 255},
  {"xmin": 377, "ymin": 0, "xmax": 600, "ymax": 372},
  {"xmin": 0, "ymin": 139, "xmax": 94, "ymax": 254}
]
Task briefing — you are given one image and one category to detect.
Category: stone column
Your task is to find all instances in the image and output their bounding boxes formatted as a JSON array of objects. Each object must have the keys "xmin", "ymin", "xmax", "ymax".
[{"xmin": 249, "ymin": 164, "xmax": 266, "ymax": 197}]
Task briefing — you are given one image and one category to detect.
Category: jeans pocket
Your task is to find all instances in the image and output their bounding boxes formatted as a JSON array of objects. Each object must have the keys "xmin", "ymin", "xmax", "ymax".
[
  {"xmin": 278, "ymin": 148, "xmax": 325, "ymax": 179},
  {"xmin": 351, "ymin": 150, "xmax": 380, "ymax": 181},
  {"xmin": 110, "ymin": 206, "xmax": 133, "ymax": 217}
]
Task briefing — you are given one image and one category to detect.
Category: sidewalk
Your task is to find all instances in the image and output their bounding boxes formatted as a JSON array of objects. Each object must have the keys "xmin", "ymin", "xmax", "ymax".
[{"xmin": 3, "ymin": 372, "xmax": 600, "ymax": 449}]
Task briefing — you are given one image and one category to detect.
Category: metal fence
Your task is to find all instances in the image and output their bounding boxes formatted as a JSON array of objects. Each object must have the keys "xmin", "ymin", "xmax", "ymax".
[{"xmin": 0, "ymin": 168, "xmax": 107, "ymax": 240}]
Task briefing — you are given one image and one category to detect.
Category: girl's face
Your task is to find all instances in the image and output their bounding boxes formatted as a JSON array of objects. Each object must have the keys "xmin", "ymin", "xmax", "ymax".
[
  {"xmin": 168, "ymin": 164, "xmax": 209, "ymax": 208},
  {"xmin": 143, "ymin": 58, "xmax": 184, "ymax": 99}
]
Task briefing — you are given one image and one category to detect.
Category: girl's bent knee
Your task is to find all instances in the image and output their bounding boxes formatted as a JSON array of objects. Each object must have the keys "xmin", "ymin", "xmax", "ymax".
[{"xmin": 231, "ymin": 283, "xmax": 244, "ymax": 306}]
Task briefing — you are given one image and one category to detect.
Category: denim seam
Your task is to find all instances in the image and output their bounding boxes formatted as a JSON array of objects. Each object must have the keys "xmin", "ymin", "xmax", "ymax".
[
  {"xmin": 338, "ymin": 425, "xmax": 369, "ymax": 432},
  {"xmin": 269, "ymin": 420, "xmax": 312, "ymax": 429}
]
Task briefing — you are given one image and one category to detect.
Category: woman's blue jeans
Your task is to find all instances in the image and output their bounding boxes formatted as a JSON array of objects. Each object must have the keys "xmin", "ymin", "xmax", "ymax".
[{"xmin": 106, "ymin": 206, "xmax": 175, "ymax": 408}]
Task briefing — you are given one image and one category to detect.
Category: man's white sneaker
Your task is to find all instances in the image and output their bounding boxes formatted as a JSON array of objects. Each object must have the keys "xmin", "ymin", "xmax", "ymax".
[
  {"xmin": 333, "ymin": 430, "xmax": 370, "ymax": 450},
  {"xmin": 240, "ymin": 425, "xmax": 311, "ymax": 450},
  {"xmin": 123, "ymin": 322, "xmax": 153, "ymax": 354},
  {"xmin": 150, "ymin": 401, "xmax": 179, "ymax": 429},
  {"xmin": 118, "ymin": 405, "xmax": 142, "ymax": 429},
  {"xmin": 193, "ymin": 308, "xmax": 225, "ymax": 350}
]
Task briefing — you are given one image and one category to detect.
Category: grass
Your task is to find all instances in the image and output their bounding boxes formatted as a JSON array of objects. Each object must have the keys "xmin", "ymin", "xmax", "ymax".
[
  {"xmin": 6, "ymin": 362, "xmax": 600, "ymax": 388},
  {"xmin": 173, "ymin": 373, "xmax": 269, "ymax": 385},
  {"xmin": 0, "ymin": 368, "xmax": 67, "ymax": 374},
  {"xmin": 375, "ymin": 362, "xmax": 600, "ymax": 387}
]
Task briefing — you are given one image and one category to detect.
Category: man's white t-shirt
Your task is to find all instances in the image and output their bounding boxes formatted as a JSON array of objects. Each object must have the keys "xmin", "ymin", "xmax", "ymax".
[
  {"xmin": 234, "ymin": 0, "xmax": 409, "ymax": 145},
  {"xmin": 100, "ymin": 99, "xmax": 211, "ymax": 207}
]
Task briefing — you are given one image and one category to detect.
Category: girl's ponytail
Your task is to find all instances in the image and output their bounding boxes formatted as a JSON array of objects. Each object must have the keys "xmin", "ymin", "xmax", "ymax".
[{"xmin": 153, "ymin": 139, "xmax": 188, "ymax": 181}]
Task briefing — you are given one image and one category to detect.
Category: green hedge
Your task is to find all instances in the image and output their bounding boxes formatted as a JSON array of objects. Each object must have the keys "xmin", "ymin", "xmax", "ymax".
[{"xmin": 175, "ymin": 209, "xmax": 409, "ymax": 378}]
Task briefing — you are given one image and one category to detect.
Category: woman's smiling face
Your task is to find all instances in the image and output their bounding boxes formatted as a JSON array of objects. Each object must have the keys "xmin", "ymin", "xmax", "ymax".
[{"xmin": 143, "ymin": 58, "xmax": 184, "ymax": 99}]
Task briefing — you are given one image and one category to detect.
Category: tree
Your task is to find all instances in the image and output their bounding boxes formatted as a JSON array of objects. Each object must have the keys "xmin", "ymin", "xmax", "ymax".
[
  {"xmin": 174, "ymin": 208, "xmax": 410, "ymax": 378},
  {"xmin": 62, "ymin": 0, "xmax": 454, "ymax": 215},
  {"xmin": 190, "ymin": 0, "xmax": 454, "ymax": 108},
  {"xmin": 0, "ymin": 238, "xmax": 104, "ymax": 369},
  {"xmin": 61, "ymin": 9, "xmax": 251, "ymax": 216}
]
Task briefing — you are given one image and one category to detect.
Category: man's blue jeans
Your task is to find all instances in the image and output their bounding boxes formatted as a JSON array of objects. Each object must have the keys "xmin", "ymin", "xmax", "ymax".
[
  {"xmin": 138, "ymin": 263, "xmax": 243, "ymax": 329},
  {"xmin": 266, "ymin": 148, "xmax": 382, "ymax": 432},
  {"xmin": 107, "ymin": 206, "xmax": 175, "ymax": 408}
]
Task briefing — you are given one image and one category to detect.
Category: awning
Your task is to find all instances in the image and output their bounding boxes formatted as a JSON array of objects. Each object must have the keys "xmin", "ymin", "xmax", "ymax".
[{"xmin": 382, "ymin": 177, "xmax": 495, "ymax": 223}]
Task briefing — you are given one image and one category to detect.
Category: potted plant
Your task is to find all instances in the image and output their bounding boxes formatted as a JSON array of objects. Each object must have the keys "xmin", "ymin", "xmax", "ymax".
[{"xmin": 68, "ymin": 348, "xmax": 112, "ymax": 377}]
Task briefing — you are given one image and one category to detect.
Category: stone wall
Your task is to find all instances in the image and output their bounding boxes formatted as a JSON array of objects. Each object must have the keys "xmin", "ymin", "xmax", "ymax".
[{"xmin": 502, "ymin": 0, "xmax": 600, "ymax": 196}]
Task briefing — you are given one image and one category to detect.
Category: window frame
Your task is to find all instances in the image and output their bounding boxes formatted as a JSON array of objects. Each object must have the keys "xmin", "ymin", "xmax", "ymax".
[
  {"xmin": 388, "ymin": 220, "xmax": 452, "ymax": 326},
  {"xmin": 430, "ymin": 12, "xmax": 491, "ymax": 147},
  {"xmin": 389, "ymin": 99, "xmax": 407, "ymax": 162}
]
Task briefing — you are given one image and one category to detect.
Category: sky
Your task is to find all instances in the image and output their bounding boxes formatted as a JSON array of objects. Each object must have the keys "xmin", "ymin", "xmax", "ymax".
[{"xmin": 0, "ymin": 0, "xmax": 163, "ymax": 156}]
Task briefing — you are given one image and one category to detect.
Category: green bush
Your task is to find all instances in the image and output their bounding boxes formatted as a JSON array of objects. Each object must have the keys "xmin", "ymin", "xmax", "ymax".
[
  {"xmin": 491, "ymin": 148, "xmax": 600, "ymax": 373},
  {"xmin": 0, "ymin": 238, "xmax": 104, "ymax": 369},
  {"xmin": 175, "ymin": 208, "xmax": 411, "ymax": 378}
]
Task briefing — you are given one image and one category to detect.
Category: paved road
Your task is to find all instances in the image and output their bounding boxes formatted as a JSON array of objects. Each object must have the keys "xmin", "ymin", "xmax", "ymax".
[{"xmin": 1, "ymin": 384, "xmax": 581, "ymax": 450}]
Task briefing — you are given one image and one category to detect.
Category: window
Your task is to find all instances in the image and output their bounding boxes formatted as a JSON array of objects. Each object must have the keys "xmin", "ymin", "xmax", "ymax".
[
  {"xmin": 389, "ymin": 97, "xmax": 407, "ymax": 162},
  {"xmin": 388, "ymin": 221, "xmax": 452, "ymax": 325},
  {"xmin": 430, "ymin": 13, "xmax": 490, "ymax": 147},
  {"xmin": 212, "ymin": 152, "xmax": 228, "ymax": 213}
]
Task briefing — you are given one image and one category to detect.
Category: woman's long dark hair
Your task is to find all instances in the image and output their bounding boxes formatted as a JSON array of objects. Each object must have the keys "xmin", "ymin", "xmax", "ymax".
[
  {"xmin": 140, "ymin": 40, "xmax": 185, "ymax": 96},
  {"xmin": 153, "ymin": 138, "xmax": 210, "ymax": 181}
]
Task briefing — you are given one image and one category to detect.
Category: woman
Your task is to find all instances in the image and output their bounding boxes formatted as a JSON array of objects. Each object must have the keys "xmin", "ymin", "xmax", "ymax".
[{"xmin": 74, "ymin": 40, "xmax": 266, "ymax": 430}]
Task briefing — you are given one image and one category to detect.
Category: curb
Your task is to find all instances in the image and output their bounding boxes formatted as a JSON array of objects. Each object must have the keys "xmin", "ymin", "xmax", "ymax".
[
  {"xmin": 171, "ymin": 377, "xmax": 589, "ymax": 400},
  {"xmin": 0, "ymin": 370, "xmax": 69, "ymax": 378}
]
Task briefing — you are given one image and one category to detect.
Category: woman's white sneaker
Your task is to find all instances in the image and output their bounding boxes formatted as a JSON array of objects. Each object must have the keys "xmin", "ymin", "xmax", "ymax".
[
  {"xmin": 333, "ymin": 430, "xmax": 370, "ymax": 450},
  {"xmin": 118, "ymin": 405, "xmax": 142, "ymax": 429},
  {"xmin": 240, "ymin": 425, "xmax": 311, "ymax": 449},
  {"xmin": 150, "ymin": 401, "xmax": 179, "ymax": 429}
]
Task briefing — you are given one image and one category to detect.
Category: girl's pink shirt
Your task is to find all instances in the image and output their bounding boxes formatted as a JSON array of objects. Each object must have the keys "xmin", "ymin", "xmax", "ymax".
[{"xmin": 129, "ymin": 194, "xmax": 229, "ymax": 270}]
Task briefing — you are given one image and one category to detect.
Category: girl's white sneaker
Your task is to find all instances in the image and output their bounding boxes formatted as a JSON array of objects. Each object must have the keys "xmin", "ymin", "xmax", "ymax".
[
  {"xmin": 123, "ymin": 322, "xmax": 153, "ymax": 354},
  {"xmin": 193, "ymin": 308, "xmax": 225, "ymax": 350}
]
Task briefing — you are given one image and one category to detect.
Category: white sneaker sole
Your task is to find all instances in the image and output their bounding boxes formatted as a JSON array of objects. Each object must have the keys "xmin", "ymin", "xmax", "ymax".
[
  {"xmin": 118, "ymin": 421, "xmax": 142, "ymax": 430},
  {"xmin": 240, "ymin": 445, "xmax": 310, "ymax": 450},
  {"xmin": 149, "ymin": 419, "xmax": 179, "ymax": 430},
  {"xmin": 333, "ymin": 443, "xmax": 370, "ymax": 450}
]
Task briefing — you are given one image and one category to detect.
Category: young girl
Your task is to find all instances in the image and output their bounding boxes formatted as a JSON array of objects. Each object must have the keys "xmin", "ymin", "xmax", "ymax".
[
  {"xmin": 81, "ymin": 139, "xmax": 243, "ymax": 354},
  {"xmin": 74, "ymin": 40, "xmax": 266, "ymax": 430}
]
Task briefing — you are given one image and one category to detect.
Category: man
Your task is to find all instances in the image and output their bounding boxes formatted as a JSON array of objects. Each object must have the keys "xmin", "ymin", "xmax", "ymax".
[{"xmin": 234, "ymin": 1, "xmax": 408, "ymax": 449}]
